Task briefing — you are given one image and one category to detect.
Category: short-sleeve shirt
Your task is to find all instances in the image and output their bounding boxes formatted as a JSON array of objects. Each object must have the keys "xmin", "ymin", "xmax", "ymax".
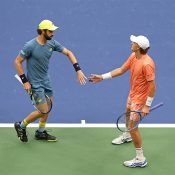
[
  {"xmin": 122, "ymin": 53, "xmax": 155, "ymax": 104},
  {"xmin": 20, "ymin": 38, "xmax": 64, "ymax": 83}
]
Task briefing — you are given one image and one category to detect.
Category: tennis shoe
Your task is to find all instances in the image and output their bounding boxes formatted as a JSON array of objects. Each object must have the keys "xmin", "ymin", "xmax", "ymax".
[
  {"xmin": 35, "ymin": 130, "xmax": 57, "ymax": 142},
  {"xmin": 123, "ymin": 157, "xmax": 148, "ymax": 168},
  {"xmin": 112, "ymin": 132, "xmax": 132, "ymax": 145},
  {"xmin": 14, "ymin": 122, "xmax": 28, "ymax": 142}
]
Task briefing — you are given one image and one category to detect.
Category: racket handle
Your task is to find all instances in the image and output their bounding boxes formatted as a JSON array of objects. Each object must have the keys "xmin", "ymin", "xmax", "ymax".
[
  {"xmin": 150, "ymin": 102, "xmax": 164, "ymax": 111},
  {"xmin": 15, "ymin": 74, "xmax": 32, "ymax": 95},
  {"xmin": 15, "ymin": 74, "xmax": 23, "ymax": 84}
]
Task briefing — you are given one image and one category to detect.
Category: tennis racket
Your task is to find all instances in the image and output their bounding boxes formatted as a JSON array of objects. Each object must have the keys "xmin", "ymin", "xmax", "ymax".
[
  {"xmin": 15, "ymin": 74, "xmax": 52, "ymax": 114},
  {"xmin": 116, "ymin": 102, "xmax": 163, "ymax": 132}
]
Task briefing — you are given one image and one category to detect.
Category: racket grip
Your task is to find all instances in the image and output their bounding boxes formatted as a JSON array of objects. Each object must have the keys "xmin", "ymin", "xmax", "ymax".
[
  {"xmin": 150, "ymin": 102, "xmax": 164, "ymax": 111},
  {"xmin": 15, "ymin": 74, "xmax": 23, "ymax": 84}
]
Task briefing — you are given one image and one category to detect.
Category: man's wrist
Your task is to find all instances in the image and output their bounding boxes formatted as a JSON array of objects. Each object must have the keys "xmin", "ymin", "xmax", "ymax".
[
  {"xmin": 101, "ymin": 72, "xmax": 112, "ymax": 80},
  {"xmin": 73, "ymin": 63, "xmax": 81, "ymax": 72},
  {"xmin": 146, "ymin": 96, "xmax": 154, "ymax": 106},
  {"xmin": 19, "ymin": 74, "xmax": 28, "ymax": 84}
]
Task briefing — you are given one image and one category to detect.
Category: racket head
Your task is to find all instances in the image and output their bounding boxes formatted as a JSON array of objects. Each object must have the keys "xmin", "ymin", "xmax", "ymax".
[
  {"xmin": 30, "ymin": 92, "xmax": 52, "ymax": 114},
  {"xmin": 116, "ymin": 111, "xmax": 142, "ymax": 132}
]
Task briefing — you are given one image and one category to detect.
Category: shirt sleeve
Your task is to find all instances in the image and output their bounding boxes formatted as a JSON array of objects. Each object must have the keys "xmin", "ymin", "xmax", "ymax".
[
  {"xmin": 143, "ymin": 64, "xmax": 155, "ymax": 81},
  {"xmin": 19, "ymin": 43, "xmax": 32, "ymax": 59},
  {"xmin": 54, "ymin": 40, "xmax": 64, "ymax": 52},
  {"xmin": 122, "ymin": 53, "xmax": 135, "ymax": 71}
]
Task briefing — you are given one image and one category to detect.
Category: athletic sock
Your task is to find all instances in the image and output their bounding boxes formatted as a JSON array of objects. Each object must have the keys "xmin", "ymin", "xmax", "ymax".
[
  {"xmin": 38, "ymin": 122, "xmax": 46, "ymax": 132},
  {"xmin": 20, "ymin": 119, "xmax": 28, "ymax": 129},
  {"xmin": 136, "ymin": 147, "xmax": 145, "ymax": 160}
]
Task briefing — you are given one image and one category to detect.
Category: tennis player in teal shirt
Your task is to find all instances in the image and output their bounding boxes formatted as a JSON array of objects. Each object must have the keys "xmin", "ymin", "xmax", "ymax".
[{"xmin": 14, "ymin": 19, "xmax": 87, "ymax": 142}]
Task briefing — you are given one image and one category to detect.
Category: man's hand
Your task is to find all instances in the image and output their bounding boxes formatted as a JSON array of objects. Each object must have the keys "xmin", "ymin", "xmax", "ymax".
[
  {"xmin": 23, "ymin": 82, "xmax": 31, "ymax": 94},
  {"xmin": 141, "ymin": 105, "xmax": 150, "ymax": 117},
  {"xmin": 89, "ymin": 74, "xmax": 103, "ymax": 83},
  {"xmin": 76, "ymin": 70, "xmax": 87, "ymax": 85}
]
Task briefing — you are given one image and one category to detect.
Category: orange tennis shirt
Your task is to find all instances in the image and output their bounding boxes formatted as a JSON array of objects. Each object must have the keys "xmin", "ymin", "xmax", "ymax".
[{"xmin": 122, "ymin": 53, "xmax": 155, "ymax": 104}]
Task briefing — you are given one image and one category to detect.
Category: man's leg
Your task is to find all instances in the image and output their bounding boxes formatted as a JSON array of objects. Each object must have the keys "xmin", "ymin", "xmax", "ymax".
[
  {"xmin": 14, "ymin": 110, "xmax": 42, "ymax": 142},
  {"xmin": 35, "ymin": 115, "xmax": 57, "ymax": 142},
  {"xmin": 37, "ymin": 96, "xmax": 52, "ymax": 132},
  {"xmin": 15, "ymin": 96, "xmax": 49, "ymax": 142},
  {"xmin": 130, "ymin": 128, "xmax": 145, "ymax": 159},
  {"xmin": 123, "ymin": 103, "xmax": 147, "ymax": 168},
  {"xmin": 35, "ymin": 97, "xmax": 57, "ymax": 142},
  {"xmin": 123, "ymin": 128, "xmax": 147, "ymax": 167},
  {"xmin": 112, "ymin": 107, "xmax": 132, "ymax": 145}
]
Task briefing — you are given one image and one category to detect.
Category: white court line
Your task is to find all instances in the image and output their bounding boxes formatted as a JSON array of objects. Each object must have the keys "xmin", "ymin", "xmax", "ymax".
[{"xmin": 0, "ymin": 123, "xmax": 175, "ymax": 128}]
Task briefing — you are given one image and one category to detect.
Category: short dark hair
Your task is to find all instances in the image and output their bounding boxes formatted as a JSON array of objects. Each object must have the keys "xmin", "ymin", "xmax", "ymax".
[
  {"xmin": 37, "ymin": 29, "xmax": 42, "ymax": 35},
  {"xmin": 140, "ymin": 47, "xmax": 150, "ymax": 54},
  {"xmin": 37, "ymin": 29, "xmax": 49, "ymax": 35}
]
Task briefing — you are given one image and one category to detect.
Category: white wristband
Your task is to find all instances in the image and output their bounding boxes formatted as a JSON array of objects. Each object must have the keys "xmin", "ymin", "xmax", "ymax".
[
  {"xmin": 101, "ymin": 72, "xmax": 112, "ymax": 80},
  {"xmin": 146, "ymin": 97, "xmax": 154, "ymax": 106}
]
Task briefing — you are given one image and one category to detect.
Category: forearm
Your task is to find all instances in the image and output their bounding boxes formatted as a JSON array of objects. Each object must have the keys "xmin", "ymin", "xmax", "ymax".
[
  {"xmin": 62, "ymin": 48, "xmax": 86, "ymax": 84},
  {"xmin": 66, "ymin": 50, "xmax": 77, "ymax": 64},
  {"xmin": 110, "ymin": 67, "xmax": 126, "ymax": 78},
  {"xmin": 100, "ymin": 67, "xmax": 125, "ymax": 80},
  {"xmin": 148, "ymin": 81, "xmax": 156, "ymax": 97},
  {"xmin": 14, "ymin": 57, "xmax": 25, "ymax": 75},
  {"xmin": 64, "ymin": 49, "xmax": 82, "ymax": 72},
  {"xmin": 62, "ymin": 48, "xmax": 82, "ymax": 72},
  {"xmin": 146, "ymin": 81, "xmax": 156, "ymax": 106},
  {"xmin": 14, "ymin": 55, "xmax": 29, "ymax": 84}
]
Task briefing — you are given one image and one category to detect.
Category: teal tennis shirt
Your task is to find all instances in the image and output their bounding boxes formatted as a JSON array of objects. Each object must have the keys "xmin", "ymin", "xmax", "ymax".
[{"xmin": 20, "ymin": 38, "xmax": 64, "ymax": 83}]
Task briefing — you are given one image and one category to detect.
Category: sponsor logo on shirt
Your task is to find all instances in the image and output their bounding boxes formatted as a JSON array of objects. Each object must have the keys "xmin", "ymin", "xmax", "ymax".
[{"xmin": 49, "ymin": 48, "xmax": 53, "ymax": 52}]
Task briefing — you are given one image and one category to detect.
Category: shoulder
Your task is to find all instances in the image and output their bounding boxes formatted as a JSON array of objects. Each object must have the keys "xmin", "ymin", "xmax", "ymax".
[
  {"xmin": 23, "ymin": 38, "xmax": 36, "ymax": 49},
  {"xmin": 122, "ymin": 52, "xmax": 136, "ymax": 70},
  {"xmin": 47, "ymin": 39, "xmax": 61, "ymax": 47},
  {"xmin": 143, "ymin": 55, "xmax": 155, "ymax": 67},
  {"xmin": 128, "ymin": 52, "xmax": 136, "ymax": 60},
  {"xmin": 130, "ymin": 52, "xmax": 136, "ymax": 58},
  {"xmin": 127, "ymin": 53, "xmax": 137, "ymax": 64},
  {"xmin": 49, "ymin": 39, "xmax": 64, "ymax": 52},
  {"xmin": 26, "ymin": 38, "xmax": 36, "ymax": 45},
  {"xmin": 51, "ymin": 39, "xmax": 63, "ymax": 46}
]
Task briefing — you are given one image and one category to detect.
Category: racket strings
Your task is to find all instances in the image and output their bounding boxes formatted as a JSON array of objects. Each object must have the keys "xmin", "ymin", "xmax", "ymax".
[
  {"xmin": 31, "ymin": 93, "xmax": 52, "ymax": 114},
  {"xmin": 46, "ymin": 96, "xmax": 52, "ymax": 110},
  {"xmin": 127, "ymin": 111, "xmax": 141, "ymax": 131},
  {"xmin": 116, "ymin": 103, "xmax": 163, "ymax": 132},
  {"xmin": 117, "ymin": 111, "xmax": 141, "ymax": 132}
]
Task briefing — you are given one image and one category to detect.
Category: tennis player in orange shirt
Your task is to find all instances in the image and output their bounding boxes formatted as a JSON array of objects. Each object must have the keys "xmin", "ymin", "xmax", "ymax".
[{"xmin": 89, "ymin": 35, "xmax": 156, "ymax": 168}]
